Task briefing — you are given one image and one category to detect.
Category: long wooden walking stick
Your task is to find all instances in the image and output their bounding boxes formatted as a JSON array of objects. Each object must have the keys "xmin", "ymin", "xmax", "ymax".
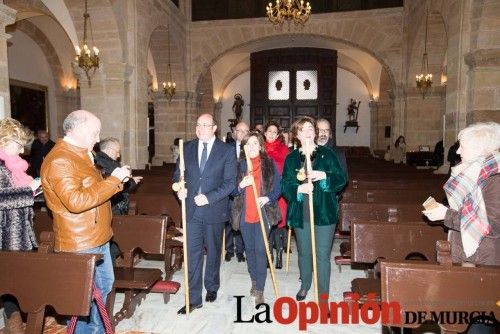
[
  {"xmin": 285, "ymin": 227, "xmax": 291, "ymax": 272},
  {"xmin": 243, "ymin": 145, "xmax": 279, "ymax": 298},
  {"xmin": 172, "ymin": 140, "xmax": 190, "ymax": 314},
  {"xmin": 305, "ymin": 140, "xmax": 319, "ymax": 304}
]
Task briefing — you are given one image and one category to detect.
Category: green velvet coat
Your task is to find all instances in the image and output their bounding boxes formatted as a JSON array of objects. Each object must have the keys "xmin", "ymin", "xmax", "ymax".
[{"xmin": 282, "ymin": 145, "xmax": 347, "ymax": 228}]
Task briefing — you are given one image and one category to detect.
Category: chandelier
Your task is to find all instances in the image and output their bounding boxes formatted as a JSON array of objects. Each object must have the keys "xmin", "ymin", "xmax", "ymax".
[
  {"xmin": 266, "ymin": 0, "xmax": 312, "ymax": 26},
  {"xmin": 163, "ymin": 24, "xmax": 176, "ymax": 101},
  {"xmin": 416, "ymin": 7, "xmax": 432, "ymax": 99},
  {"xmin": 74, "ymin": 0, "xmax": 99, "ymax": 87}
]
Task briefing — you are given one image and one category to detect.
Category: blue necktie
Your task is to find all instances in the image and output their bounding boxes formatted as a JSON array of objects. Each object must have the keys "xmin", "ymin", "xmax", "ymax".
[{"xmin": 200, "ymin": 142, "xmax": 208, "ymax": 173}]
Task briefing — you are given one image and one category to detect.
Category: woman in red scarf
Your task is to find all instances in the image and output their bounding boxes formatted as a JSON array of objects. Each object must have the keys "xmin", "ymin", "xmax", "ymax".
[
  {"xmin": 263, "ymin": 121, "xmax": 289, "ymax": 269},
  {"xmin": 0, "ymin": 118, "xmax": 40, "ymax": 333}
]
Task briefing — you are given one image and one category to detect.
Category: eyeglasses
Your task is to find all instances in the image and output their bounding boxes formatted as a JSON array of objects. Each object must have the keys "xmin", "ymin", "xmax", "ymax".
[
  {"xmin": 10, "ymin": 139, "xmax": 24, "ymax": 148},
  {"xmin": 266, "ymin": 131, "xmax": 278, "ymax": 135},
  {"xmin": 196, "ymin": 123, "xmax": 215, "ymax": 128},
  {"xmin": 235, "ymin": 129, "xmax": 249, "ymax": 134},
  {"xmin": 318, "ymin": 129, "xmax": 330, "ymax": 134}
]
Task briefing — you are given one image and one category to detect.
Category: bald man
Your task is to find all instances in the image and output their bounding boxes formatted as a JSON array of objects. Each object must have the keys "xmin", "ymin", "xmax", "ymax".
[
  {"xmin": 41, "ymin": 110, "xmax": 131, "ymax": 332},
  {"xmin": 173, "ymin": 113, "xmax": 237, "ymax": 314}
]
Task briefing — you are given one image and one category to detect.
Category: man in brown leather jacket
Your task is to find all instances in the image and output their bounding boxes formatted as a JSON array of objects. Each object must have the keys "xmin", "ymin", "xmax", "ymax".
[{"xmin": 41, "ymin": 110, "xmax": 131, "ymax": 333}]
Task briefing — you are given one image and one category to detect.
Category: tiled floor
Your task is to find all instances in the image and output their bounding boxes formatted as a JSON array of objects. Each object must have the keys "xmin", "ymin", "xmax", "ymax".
[{"xmin": 1, "ymin": 238, "xmax": 440, "ymax": 334}]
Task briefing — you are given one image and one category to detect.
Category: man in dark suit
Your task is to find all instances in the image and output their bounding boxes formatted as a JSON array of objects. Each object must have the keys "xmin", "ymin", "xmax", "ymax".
[{"xmin": 173, "ymin": 113, "xmax": 237, "ymax": 314}]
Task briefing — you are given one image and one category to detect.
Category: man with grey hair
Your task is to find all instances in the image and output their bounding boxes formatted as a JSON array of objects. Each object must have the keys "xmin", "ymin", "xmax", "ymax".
[
  {"xmin": 316, "ymin": 118, "xmax": 348, "ymax": 180},
  {"xmin": 95, "ymin": 137, "xmax": 143, "ymax": 214},
  {"xmin": 41, "ymin": 110, "xmax": 131, "ymax": 332}
]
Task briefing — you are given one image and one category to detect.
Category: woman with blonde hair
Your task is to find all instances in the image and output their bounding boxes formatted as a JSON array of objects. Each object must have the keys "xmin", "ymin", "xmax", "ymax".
[
  {"xmin": 423, "ymin": 122, "xmax": 499, "ymax": 266},
  {"xmin": 423, "ymin": 122, "xmax": 499, "ymax": 334},
  {"xmin": 0, "ymin": 118, "xmax": 40, "ymax": 333}
]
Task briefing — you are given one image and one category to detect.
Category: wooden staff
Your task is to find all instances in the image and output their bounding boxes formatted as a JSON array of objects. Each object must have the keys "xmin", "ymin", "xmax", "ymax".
[
  {"xmin": 222, "ymin": 229, "xmax": 226, "ymax": 262},
  {"xmin": 305, "ymin": 140, "xmax": 319, "ymax": 304},
  {"xmin": 172, "ymin": 140, "xmax": 190, "ymax": 314},
  {"xmin": 285, "ymin": 228, "xmax": 291, "ymax": 272},
  {"xmin": 243, "ymin": 145, "xmax": 279, "ymax": 298}
]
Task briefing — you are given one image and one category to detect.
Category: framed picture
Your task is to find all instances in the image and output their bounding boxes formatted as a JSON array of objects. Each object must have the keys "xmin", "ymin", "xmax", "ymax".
[{"xmin": 9, "ymin": 79, "xmax": 48, "ymax": 132}]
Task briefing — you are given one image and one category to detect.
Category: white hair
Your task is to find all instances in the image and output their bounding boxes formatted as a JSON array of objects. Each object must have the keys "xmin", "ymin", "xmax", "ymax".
[{"xmin": 458, "ymin": 122, "xmax": 500, "ymax": 156}]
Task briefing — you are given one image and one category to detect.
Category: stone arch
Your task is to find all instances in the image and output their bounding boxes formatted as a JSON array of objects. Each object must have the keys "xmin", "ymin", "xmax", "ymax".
[
  {"xmin": 194, "ymin": 32, "xmax": 399, "ymax": 101},
  {"xmin": 191, "ymin": 10, "xmax": 404, "ymax": 94},
  {"xmin": 14, "ymin": 19, "xmax": 67, "ymax": 94}
]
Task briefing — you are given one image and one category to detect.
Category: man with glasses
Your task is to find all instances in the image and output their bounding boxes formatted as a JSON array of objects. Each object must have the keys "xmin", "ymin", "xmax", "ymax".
[
  {"xmin": 173, "ymin": 113, "xmax": 237, "ymax": 314},
  {"xmin": 95, "ymin": 137, "xmax": 143, "ymax": 215},
  {"xmin": 224, "ymin": 122, "xmax": 249, "ymax": 262},
  {"xmin": 317, "ymin": 119, "xmax": 348, "ymax": 180}
]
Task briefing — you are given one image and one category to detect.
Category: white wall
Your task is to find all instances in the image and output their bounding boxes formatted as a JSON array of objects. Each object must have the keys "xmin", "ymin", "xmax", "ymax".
[
  {"xmin": 220, "ymin": 71, "xmax": 250, "ymax": 139},
  {"xmin": 219, "ymin": 68, "xmax": 371, "ymax": 147},
  {"xmin": 8, "ymin": 30, "xmax": 58, "ymax": 139},
  {"xmin": 335, "ymin": 68, "xmax": 371, "ymax": 147}
]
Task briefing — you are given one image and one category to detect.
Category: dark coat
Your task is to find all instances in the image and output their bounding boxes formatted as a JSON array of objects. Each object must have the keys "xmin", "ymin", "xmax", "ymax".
[
  {"xmin": 445, "ymin": 173, "xmax": 500, "ymax": 266},
  {"xmin": 94, "ymin": 151, "xmax": 137, "ymax": 215},
  {"xmin": 230, "ymin": 155, "xmax": 282, "ymax": 230},
  {"xmin": 0, "ymin": 160, "xmax": 37, "ymax": 250},
  {"xmin": 173, "ymin": 138, "xmax": 237, "ymax": 224},
  {"xmin": 282, "ymin": 145, "xmax": 347, "ymax": 229},
  {"xmin": 29, "ymin": 139, "xmax": 55, "ymax": 177}
]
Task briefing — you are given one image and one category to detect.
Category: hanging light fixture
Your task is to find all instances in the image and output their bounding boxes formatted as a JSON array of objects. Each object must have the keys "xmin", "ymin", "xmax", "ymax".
[
  {"xmin": 416, "ymin": 7, "xmax": 432, "ymax": 99},
  {"xmin": 266, "ymin": 0, "xmax": 312, "ymax": 26},
  {"xmin": 162, "ymin": 24, "xmax": 176, "ymax": 101},
  {"xmin": 74, "ymin": 0, "xmax": 99, "ymax": 87}
]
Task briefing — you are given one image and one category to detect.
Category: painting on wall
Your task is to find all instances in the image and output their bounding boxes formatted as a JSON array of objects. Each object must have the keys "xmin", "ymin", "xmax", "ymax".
[{"xmin": 9, "ymin": 79, "xmax": 48, "ymax": 132}]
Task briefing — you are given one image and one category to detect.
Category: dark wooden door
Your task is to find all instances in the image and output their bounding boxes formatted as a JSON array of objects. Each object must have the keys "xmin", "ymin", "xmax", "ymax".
[{"xmin": 250, "ymin": 48, "xmax": 337, "ymax": 133}]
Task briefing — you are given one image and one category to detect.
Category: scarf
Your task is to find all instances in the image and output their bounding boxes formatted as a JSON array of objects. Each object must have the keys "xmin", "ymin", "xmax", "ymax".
[
  {"xmin": 443, "ymin": 152, "xmax": 500, "ymax": 257},
  {"xmin": 0, "ymin": 149, "xmax": 33, "ymax": 187}
]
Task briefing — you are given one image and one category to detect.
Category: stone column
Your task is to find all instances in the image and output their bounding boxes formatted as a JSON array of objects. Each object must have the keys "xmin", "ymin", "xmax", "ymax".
[
  {"xmin": 464, "ymin": 49, "xmax": 500, "ymax": 124},
  {"xmin": 368, "ymin": 100, "xmax": 379, "ymax": 151},
  {"xmin": 0, "ymin": 4, "xmax": 15, "ymax": 118},
  {"xmin": 151, "ymin": 90, "xmax": 198, "ymax": 165},
  {"xmin": 75, "ymin": 61, "xmax": 135, "ymax": 163}
]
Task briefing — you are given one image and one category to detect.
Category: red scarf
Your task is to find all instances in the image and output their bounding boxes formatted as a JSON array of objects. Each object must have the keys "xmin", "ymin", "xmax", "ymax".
[
  {"xmin": 0, "ymin": 149, "xmax": 33, "ymax": 187},
  {"xmin": 264, "ymin": 139, "xmax": 288, "ymax": 174}
]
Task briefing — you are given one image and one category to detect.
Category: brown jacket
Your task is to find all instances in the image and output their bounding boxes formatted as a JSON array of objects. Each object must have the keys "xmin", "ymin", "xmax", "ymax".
[
  {"xmin": 445, "ymin": 173, "xmax": 500, "ymax": 266},
  {"xmin": 41, "ymin": 139, "xmax": 123, "ymax": 252}
]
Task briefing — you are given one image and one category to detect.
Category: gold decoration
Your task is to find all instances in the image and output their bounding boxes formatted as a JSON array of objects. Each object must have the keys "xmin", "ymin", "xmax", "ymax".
[
  {"xmin": 74, "ymin": 0, "xmax": 99, "ymax": 87},
  {"xmin": 296, "ymin": 167, "xmax": 306, "ymax": 182},
  {"xmin": 266, "ymin": 0, "xmax": 311, "ymax": 27}
]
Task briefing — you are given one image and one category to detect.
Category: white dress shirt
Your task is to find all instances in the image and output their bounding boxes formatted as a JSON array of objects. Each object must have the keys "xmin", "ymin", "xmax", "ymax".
[{"xmin": 198, "ymin": 136, "xmax": 216, "ymax": 166}]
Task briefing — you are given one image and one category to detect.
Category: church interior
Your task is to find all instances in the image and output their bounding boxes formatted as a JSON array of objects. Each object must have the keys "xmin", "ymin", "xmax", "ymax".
[{"xmin": 0, "ymin": 0, "xmax": 498, "ymax": 333}]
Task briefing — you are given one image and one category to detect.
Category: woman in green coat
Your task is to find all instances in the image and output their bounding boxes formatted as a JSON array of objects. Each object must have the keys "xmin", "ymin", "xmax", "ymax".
[{"xmin": 282, "ymin": 116, "xmax": 347, "ymax": 302}]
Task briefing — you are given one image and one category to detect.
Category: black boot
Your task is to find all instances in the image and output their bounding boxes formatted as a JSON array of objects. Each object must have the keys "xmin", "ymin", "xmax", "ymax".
[
  {"xmin": 275, "ymin": 249, "xmax": 283, "ymax": 269},
  {"xmin": 267, "ymin": 248, "xmax": 274, "ymax": 268}
]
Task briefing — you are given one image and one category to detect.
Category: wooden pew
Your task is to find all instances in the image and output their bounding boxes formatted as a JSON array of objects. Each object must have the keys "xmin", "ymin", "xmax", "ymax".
[
  {"xmin": 338, "ymin": 202, "xmax": 424, "ymax": 232},
  {"xmin": 350, "ymin": 221, "xmax": 447, "ymax": 264},
  {"xmin": 341, "ymin": 188, "xmax": 443, "ymax": 203},
  {"xmin": 0, "ymin": 232, "xmax": 99, "ymax": 334},
  {"xmin": 380, "ymin": 241, "xmax": 500, "ymax": 333},
  {"xmin": 107, "ymin": 215, "xmax": 180, "ymax": 327},
  {"xmin": 129, "ymin": 193, "xmax": 181, "ymax": 227},
  {"xmin": 342, "ymin": 222, "xmax": 446, "ymax": 304}
]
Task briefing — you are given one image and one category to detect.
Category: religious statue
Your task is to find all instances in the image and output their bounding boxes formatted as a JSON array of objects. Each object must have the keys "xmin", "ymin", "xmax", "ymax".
[
  {"xmin": 232, "ymin": 93, "xmax": 245, "ymax": 121},
  {"xmin": 344, "ymin": 98, "xmax": 361, "ymax": 133},
  {"xmin": 347, "ymin": 98, "xmax": 360, "ymax": 121}
]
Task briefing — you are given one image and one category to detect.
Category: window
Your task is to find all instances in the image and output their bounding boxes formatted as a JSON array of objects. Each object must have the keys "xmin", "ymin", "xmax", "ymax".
[
  {"xmin": 296, "ymin": 70, "xmax": 318, "ymax": 100},
  {"xmin": 268, "ymin": 71, "xmax": 290, "ymax": 100}
]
